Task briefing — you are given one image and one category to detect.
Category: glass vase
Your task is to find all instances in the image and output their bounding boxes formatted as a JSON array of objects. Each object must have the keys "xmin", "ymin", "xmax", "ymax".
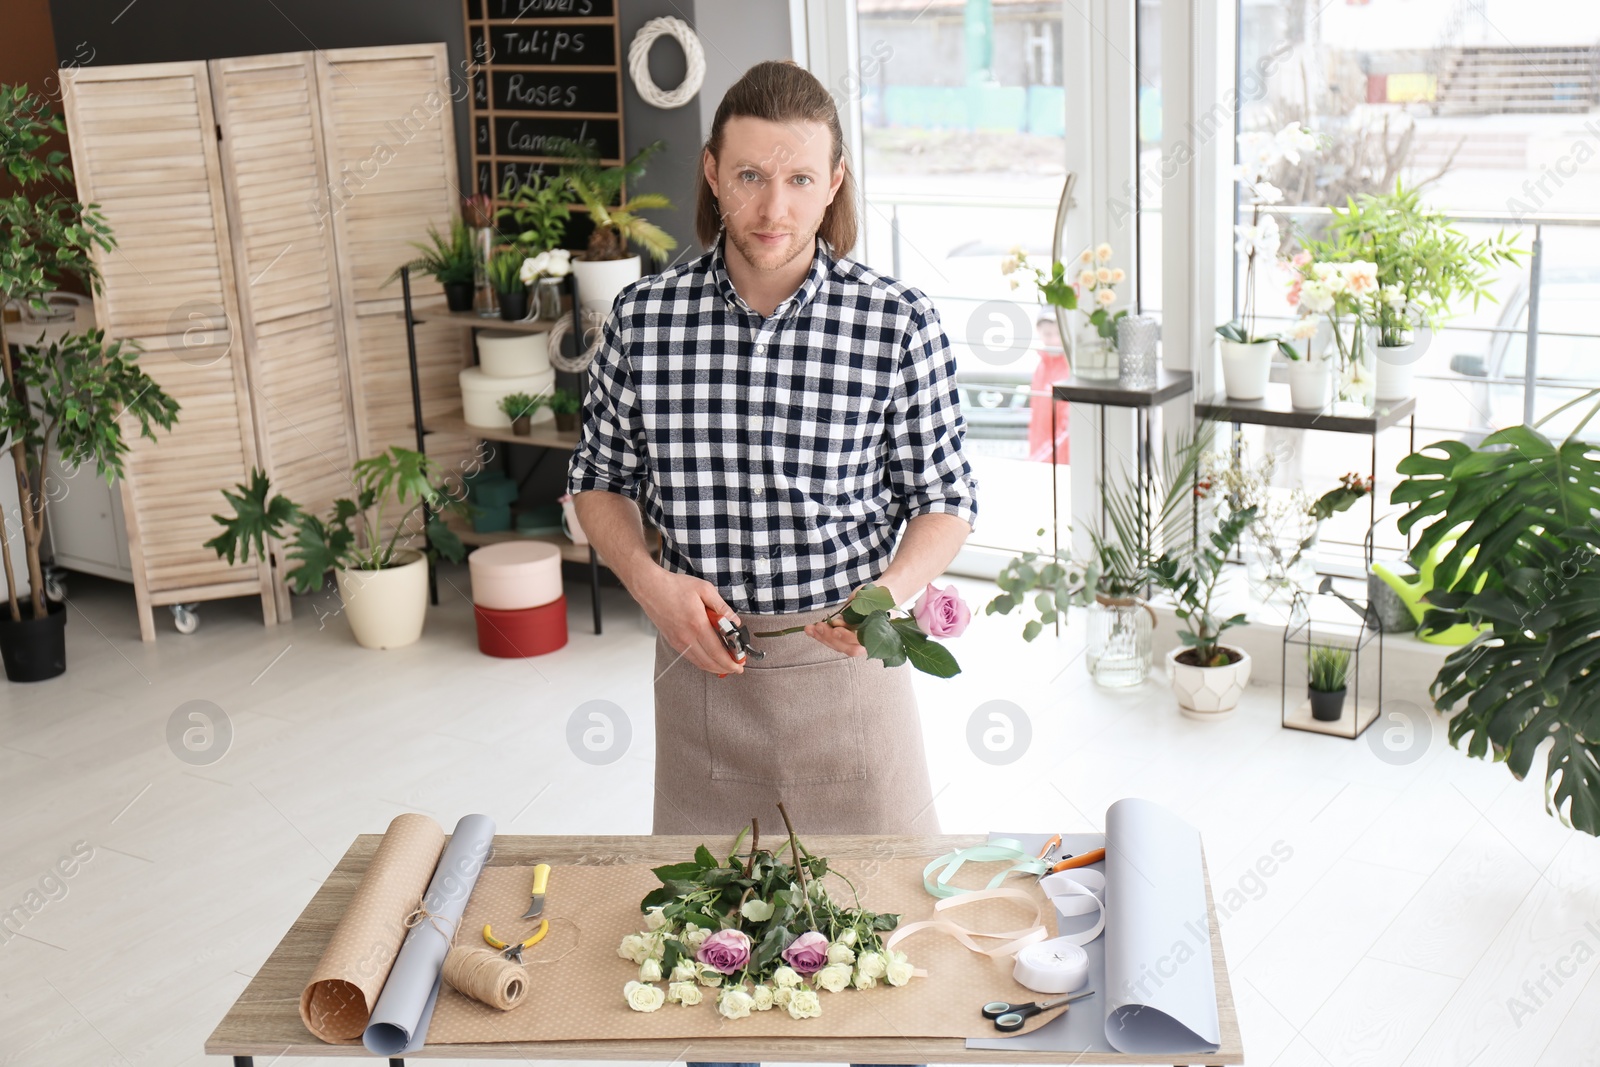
[
  {"xmin": 535, "ymin": 276, "xmax": 564, "ymax": 320},
  {"xmin": 1244, "ymin": 516, "xmax": 1320, "ymax": 602},
  {"xmin": 1085, "ymin": 595, "xmax": 1154, "ymax": 687},
  {"xmin": 474, "ymin": 227, "xmax": 498, "ymax": 317},
  {"xmin": 1074, "ymin": 322, "xmax": 1118, "ymax": 380}
]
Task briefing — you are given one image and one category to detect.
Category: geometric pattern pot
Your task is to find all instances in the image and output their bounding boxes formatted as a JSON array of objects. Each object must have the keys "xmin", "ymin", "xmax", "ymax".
[{"xmin": 1167, "ymin": 644, "xmax": 1252, "ymax": 719}]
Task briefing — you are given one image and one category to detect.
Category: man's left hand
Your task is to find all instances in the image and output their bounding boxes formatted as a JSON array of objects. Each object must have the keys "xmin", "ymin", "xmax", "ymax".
[{"xmin": 804, "ymin": 614, "xmax": 866, "ymax": 657}]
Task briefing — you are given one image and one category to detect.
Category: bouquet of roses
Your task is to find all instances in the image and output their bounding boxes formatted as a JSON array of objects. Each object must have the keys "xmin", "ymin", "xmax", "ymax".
[
  {"xmin": 751, "ymin": 582, "xmax": 969, "ymax": 678},
  {"xmin": 617, "ymin": 805, "xmax": 915, "ymax": 1020}
]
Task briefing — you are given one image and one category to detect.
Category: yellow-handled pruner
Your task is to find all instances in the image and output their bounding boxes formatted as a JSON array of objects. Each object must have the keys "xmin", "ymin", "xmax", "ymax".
[{"xmin": 484, "ymin": 919, "xmax": 548, "ymax": 963}]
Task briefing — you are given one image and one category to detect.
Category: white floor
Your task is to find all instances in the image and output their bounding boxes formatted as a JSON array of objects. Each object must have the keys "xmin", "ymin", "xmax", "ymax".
[{"xmin": 2, "ymin": 566, "xmax": 1598, "ymax": 1067}]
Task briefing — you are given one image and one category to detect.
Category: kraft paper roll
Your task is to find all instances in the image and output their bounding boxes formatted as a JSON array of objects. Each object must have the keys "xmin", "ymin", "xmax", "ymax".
[
  {"xmin": 442, "ymin": 945, "xmax": 528, "ymax": 1011},
  {"xmin": 363, "ymin": 814, "xmax": 497, "ymax": 1056},
  {"xmin": 1013, "ymin": 938, "xmax": 1090, "ymax": 994},
  {"xmin": 298, "ymin": 813, "xmax": 446, "ymax": 1042}
]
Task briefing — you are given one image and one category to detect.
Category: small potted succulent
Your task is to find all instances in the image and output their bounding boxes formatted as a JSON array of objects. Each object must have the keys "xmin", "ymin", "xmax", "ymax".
[
  {"xmin": 1150, "ymin": 504, "xmax": 1258, "ymax": 718},
  {"xmin": 486, "ymin": 247, "xmax": 530, "ymax": 322},
  {"xmin": 499, "ymin": 392, "xmax": 545, "ymax": 435},
  {"xmin": 547, "ymin": 388, "xmax": 581, "ymax": 432},
  {"xmin": 393, "ymin": 216, "xmax": 478, "ymax": 311},
  {"xmin": 1307, "ymin": 644, "xmax": 1351, "ymax": 721}
]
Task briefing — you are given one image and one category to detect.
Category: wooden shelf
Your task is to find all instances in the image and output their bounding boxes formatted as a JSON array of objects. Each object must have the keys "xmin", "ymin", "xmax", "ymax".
[
  {"xmin": 392, "ymin": 300, "xmax": 564, "ymax": 334},
  {"xmin": 1196, "ymin": 384, "xmax": 1416, "ymax": 435},
  {"xmin": 1052, "ymin": 368, "xmax": 1193, "ymax": 408},
  {"xmin": 444, "ymin": 516, "xmax": 593, "ymax": 564},
  {"xmin": 429, "ymin": 409, "xmax": 579, "ymax": 450},
  {"xmin": 1283, "ymin": 697, "xmax": 1381, "ymax": 739}
]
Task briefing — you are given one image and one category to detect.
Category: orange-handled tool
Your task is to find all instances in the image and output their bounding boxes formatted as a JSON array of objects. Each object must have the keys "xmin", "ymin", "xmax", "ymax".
[
  {"xmin": 706, "ymin": 606, "xmax": 763, "ymax": 678},
  {"xmin": 1050, "ymin": 847, "xmax": 1106, "ymax": 873}
]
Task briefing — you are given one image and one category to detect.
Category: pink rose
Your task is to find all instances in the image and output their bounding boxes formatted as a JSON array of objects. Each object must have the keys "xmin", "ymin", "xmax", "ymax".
[
  {"xmin": 912, "ymin": 583, "xmax": 971, "ymax": 638},
  {"xmin": 695, "ymin": 929, "xmax": 751, "ymax": 974},
  {"xmin": 780, "ymin": 930, "xmax": 830, "ymax": 974}
]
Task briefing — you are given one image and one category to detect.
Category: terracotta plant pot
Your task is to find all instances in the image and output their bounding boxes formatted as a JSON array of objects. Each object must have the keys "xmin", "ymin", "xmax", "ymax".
[
  {"xmin": 0, "ymin": 598, "xmax": 67, "ymax": 682},
  {"xmin": 1219, "ymin": 339, "xmax": 1273, "ymax": 401},
  {"xmin": 443, "ymin": 281, "xmax": 474, "ymax": 312},
  {"xmin": 511, "ymin": 415, "xmax": 531, "ymax": 435},
  {"xmin": 1308, "ymin": 685, "xmax": 1348, "ymax": 722},
  {"xmin": 554, "ymin": 412, "xmax": 576, "ymax": 432},
  {"xmin": 1166, "ymin": 644, "xmax": 1252, "ymax": 719},
  {"xmin": 334, "ymin": 550, "xmax": 429, "ymax": 650}
]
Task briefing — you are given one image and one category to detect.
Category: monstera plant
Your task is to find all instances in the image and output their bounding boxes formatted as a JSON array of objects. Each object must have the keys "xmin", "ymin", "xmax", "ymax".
[{"xmin": 1393, "ymin": 407, "xmax": 1600, "ymax": 835}]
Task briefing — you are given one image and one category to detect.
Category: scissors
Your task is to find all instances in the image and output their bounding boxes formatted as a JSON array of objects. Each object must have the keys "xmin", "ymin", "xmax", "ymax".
[{"xmin": 981, "ymin": 989, "xmax": 1096, "ymax": 1032}]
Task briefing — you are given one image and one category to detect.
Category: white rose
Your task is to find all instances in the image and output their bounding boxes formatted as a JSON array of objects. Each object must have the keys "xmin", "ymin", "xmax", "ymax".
[
  {"xmin": 751, "ymin": 984, "xmax": 775, "ymax": 1010},
  {"xmin": 772, "ymin": 965, "xmax": 802, "ymax": 988},
  {"xmin": 1110, "ymin": 267, "xmax": 1126, "ymax": 283},
  {"xmin": 624, "ymin": 980, "xmax": 665, "ymax": 1012},
  {"xmin": 697, "ymin": 962, "xmax": 724, "ymax": 987},
  {"xmin": 669, "ymin": 960, "xmax": 699, "ymax": 983},
  {"xmin": 826, "ymin": 942, "xmax": 856, "ymax": 965},
  {"xmin": 852, "ymin": 968, "xmax": 878, "ymax": 990},
  {"xmin": 1095, "ymin": 243, "xmax": 1114, "ymax": 263},
  {"xmin": 999, "ymin": 255, "xmax": 1019, "ymax": 276},
  {"xmin": 683, "ymin": 924, "xmax": 710, "ymax": 950},
  {"xmin": 1077, "ymin": 269, "xmax": 1096, "ymax": 288},
  {"xmin": 617, "ymin": 933, "xmax": 650, "ymax": 964},
  {"xmin": 639, "ymin": 959, "xmax": 663, "ymax": 982},
  {"xmin": 814, "ymin": 963, "xmax": 852, "ymax": 993},
  {"xmin": 1096, "ymin": 288, "xmax": 1116, "ymax": 307},
  {"xmin": 644, "ymin": 906, "xmax": 669, "ymax": 931},
  {"xmin": 647, "ymin": 932, "xmax": 667, "ymax": 961},
  {"xmin": 717, "ymin": 988, "xmax": 755, "ymax": 1020},
  {"xmin": 1096, "ymin": 267, "xmax": 1112, "ymax": 284},
  {"xmin": 1078, "ymin": 249, "xmax": 1094, "ymax": 265},
  {"xmin": 838, "ymin": 928, "xmax": 858, "ymax": 947},
  {"xmin": 787, "ymin": 988, "xmax": 822, "ymax": 1019},
  {"xmin": 855, "ymin": 951, "xmax": 887, "ymax": 979},
  {"xmin": 885, "ymin": 952, "xmax": 914, "ymax": 987},
  {"xmin": 739, "ymin": 898, "xmax": 775, "ymax": 922},
  {"xmin": 667, "ymin": 980, "xmax": 703, "ymax": 1006},
  {"xmin": 772, "ymin": 985, "xmax": 795, "ymax": 1007}
]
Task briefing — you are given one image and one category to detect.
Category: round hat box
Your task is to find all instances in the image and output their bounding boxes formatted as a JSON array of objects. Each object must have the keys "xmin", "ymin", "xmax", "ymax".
[
  {"xmin": 476, "ymin": 329, "xmax": 551, "ymax": 379},
  {"xmin": 460, "ymin": 365, "xmax": 554, "ymax": 429},
  {"xmin": 475, "ymin": 597, "xmax": 568, "ymax": 658},
  {"xmin": 468, "ymin": 540, "xmax": 563, "ymax": 611}
]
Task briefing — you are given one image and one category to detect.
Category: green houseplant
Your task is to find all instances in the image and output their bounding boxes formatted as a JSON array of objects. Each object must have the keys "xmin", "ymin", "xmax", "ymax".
[
  {"xmin": 496, "ymin": 170, "xmax": 571, "ymax": 253},
  {"xmin": 486, "ymin": 247, "xmax": 529, "ymax": 322},
  {"xmin": 1307, "ymin": 644, "xmax": 1352, "ymax": 722},
  {"xmin": 499, "ymin": 391, "xmax": 545, "ymax": 435},
  {"xmin": 1392, "ymin": 404, "xmax": 1600, "ymax": 835},
  {"xmin": 206, "ymin": 447, "xmax": 468, "ymax": 650},
  {"xmin": 0, "ymin": 85, "xmax": 180, "ymax": 681},
  {"xmin": 1150, "ymin": 504, "xmax": 1258, "ymax": 718},
  {"xmin": 551, "ymin": 136, "xmax": 677, "ymax": 317},
  {"xmin": 548, "ymin": 387, "xmax": 581, "ymax": 432},
  {"xmin": 392, "ymin": 216, "xmax": 479, "ymax": 311}
]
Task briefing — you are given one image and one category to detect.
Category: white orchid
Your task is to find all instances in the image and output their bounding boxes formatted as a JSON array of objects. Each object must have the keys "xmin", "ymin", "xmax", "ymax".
[
  {"xmin": 1253, "ymin": 181, "xmax": 1284, "ymax": 205},
  {"xmin": 1274, "ymin": 122, "xmax": 1319, "ymax": 165}
]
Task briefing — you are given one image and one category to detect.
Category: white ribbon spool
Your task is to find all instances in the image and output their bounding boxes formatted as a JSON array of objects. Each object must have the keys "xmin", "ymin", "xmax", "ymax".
[
  {"xmin": 1039, "ymin": 868, "xmax": 1107, "ymax": 945},
  {"xmin": 627, "ymin": 17, "xmax": 705, "ymax": 110},
  {"xmin": 1013, "ymin": 937, "xmax": 1090, "ymax": 994}
]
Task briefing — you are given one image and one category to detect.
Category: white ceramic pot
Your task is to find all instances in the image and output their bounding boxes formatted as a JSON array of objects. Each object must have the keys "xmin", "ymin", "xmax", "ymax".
[
  {"xmin": 1286, "ymin": 356, "xmax": 1331, "ymax": 410},
  {"xmin": 1167, "ymin": 644, "xmax": 1252, "ymax": 718},
  {"xmin": 1374, "ymin": 343, "xmax": 1416, "ymax": 401},
  {"xmin": 476, "ymin": 330, "xmax": 551, "ymax": 379},
  {"xmin": 1219, "ymin": 339, "xmax": 1273, "ymax": 401},
  {"xmin": 459, "ymin": 366, "xmax": 555, "ymax": 428},
  {"xmin": 335, "ymin": 550, "xmax": 429, "ymax": 649},
  {"xmin": 571, "ymin": 255, "xmax": 641, "ymax": 315}
]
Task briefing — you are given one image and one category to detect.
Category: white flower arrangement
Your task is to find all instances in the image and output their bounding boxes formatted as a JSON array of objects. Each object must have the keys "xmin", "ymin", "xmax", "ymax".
[{"xmin": 518, "ymin": 248, "xmax": 572, "ymax": 286}]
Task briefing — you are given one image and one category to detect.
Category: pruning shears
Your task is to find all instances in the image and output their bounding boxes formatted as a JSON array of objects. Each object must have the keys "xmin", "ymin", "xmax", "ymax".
[
  {"xmin": 483, "ymin": 919, "xmax": 548, "ymax": 963},
  {"xmin": 706, "ymin": 606, "xmax": 764, "ymax": 677}
]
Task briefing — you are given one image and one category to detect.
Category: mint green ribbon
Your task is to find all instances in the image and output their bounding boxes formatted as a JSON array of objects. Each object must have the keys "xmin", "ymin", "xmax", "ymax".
[{"xmin": 923, "ymin": 838, "xmax": 1050, "ymax": 898}]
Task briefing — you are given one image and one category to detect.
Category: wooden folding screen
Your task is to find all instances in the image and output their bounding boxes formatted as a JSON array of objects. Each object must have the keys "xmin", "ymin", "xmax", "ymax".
[{"xmin": 60, "ymin": 62, "xmax": 277, "ymax": 642}]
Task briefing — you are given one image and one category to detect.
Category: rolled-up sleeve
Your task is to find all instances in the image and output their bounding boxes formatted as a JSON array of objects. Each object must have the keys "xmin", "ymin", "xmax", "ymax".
[
  {"xmin": 884, "ymin": 297, "xmax": 979, "ymax": 529},
  {"xmin": 567, "ymin": 311, "xmax": 644, "ymax": 500}
]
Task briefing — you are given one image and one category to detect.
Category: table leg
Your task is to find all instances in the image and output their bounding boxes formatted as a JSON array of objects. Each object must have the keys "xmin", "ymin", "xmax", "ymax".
[{"xmin": 589, "ymin": 545, "xmax": 602, "ymax": 635}]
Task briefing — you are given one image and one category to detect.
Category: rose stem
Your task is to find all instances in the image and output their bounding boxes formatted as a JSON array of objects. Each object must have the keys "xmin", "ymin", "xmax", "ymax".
[{"xmin": 777, "ymin": 801, "xmax": 817, "ymax": 929}]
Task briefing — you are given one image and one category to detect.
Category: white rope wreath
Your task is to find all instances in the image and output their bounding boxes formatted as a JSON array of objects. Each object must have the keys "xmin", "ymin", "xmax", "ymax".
[
  {"xmin": 546, "ymin": 309, "xmax": 606, "ymax": 374},
  {"xmin": 627, "ymin": 16, "xmax": 705, "ymax": 109}
]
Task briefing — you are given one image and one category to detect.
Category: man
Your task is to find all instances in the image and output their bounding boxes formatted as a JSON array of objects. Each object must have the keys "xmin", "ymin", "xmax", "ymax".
[{"xmin": 568, "ymin": 60, "xmax": 977, "ymax": 839}]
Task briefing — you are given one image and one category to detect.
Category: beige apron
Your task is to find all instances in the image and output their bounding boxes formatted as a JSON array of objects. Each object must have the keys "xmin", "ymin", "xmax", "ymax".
[{"xmin": 651, "ymin": 602, "xmax": 942, "ymax": 837}]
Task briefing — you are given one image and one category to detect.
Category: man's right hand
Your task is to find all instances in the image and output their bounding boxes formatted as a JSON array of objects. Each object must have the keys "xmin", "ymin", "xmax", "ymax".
[{"xmin": 635, "ymin": 569, "xmax": 745, "ymax": 675}]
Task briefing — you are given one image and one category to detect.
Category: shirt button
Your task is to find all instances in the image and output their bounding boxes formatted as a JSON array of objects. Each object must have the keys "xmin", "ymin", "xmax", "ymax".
[
  {"xmin": 753, "ymin": 485, "xmax": 764, "ymax": 496},
  {"xmin": 755, "ymin": 344, "xmax": 766, "ymax": 354}
]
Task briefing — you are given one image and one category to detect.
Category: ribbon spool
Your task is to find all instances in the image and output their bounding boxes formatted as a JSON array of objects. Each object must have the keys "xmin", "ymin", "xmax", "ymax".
[
  {"xmin": 1013, "ymin": 938, "xmax": 1090, "ymax": 994},
  {"xmin": 442, "ymin": 945, "xmax": 528, "ymax": 1011}
]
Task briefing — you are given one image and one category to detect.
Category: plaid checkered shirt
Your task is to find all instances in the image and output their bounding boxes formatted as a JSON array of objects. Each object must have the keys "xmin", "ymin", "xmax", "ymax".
[{"xmin": 567, "ymin": 234, "xmax": 979, "ymax": 615}]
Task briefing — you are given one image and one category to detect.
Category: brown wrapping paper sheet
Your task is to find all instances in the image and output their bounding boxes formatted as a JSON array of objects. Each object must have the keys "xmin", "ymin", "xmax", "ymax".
[
  {"xmin": 423, "ymin": 855, "xmax": 1066, "ymax": 1043},
  {"xmin": 298, "ymin": 813, "xmax": 446, "ymax": 1041}
]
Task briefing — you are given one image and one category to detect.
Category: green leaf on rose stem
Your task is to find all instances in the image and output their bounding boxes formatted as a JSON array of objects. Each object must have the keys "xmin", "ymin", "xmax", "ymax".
[
  {"xmin": 694, "ymin": 844, "xmax": 718, "ymax": 868},
  {"xmin": 651, "ymin": 861, "xmax": 702, "ymax": 882},
  {"xmin": 640, "ymin": 885, "xmax": 676, "ymax": 911},
  {"xmin": 872, "ymin": 912, "xmax": 901, "ymax": 931},
  {"xmin": 857, "ymin": 611, "xmax": 907, "ymax": 667},
  {"xmin": 897, "ymin": 628, "xmax": 962, "ymax": 678}
]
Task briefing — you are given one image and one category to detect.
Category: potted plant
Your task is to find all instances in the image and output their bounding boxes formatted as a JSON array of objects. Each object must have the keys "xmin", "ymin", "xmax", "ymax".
[
  {"xmin": 1307, "ymin": 644, "xmax": 1351, "ymax": 721},
  {"xmin": 1001, "ymin": 245, "xmax": 1128, "ymax": 380},
  {"xmin": 392, "ymin": 216, "xmax": 478, "ymax": 311},
  {"xmin": 486, "ymin": 247, "xmax": 529, "ymax": 322},
  {"xmin": 499, "ymin": 391, "xmax": 545, "ymax": 435},
  {"xmin": 1217, "ymin": 124, "xmax": 1319, "ymax": 399},
  {"xmin": 1281, "ymin": 301, "xmax": 1329, "ymax": 409},
  {"xmin": 1312, "ymin": 180, "xmax": 1523, "ymax": 402},
  {"xmin": 1150, "ymin": 504, "xmax": 1258, "ymax": 718},
  {"xmin": 205, "ymin": 447, "xmax": 468, "ymax": 650},
  {"xmin": 552, "ymin": 136, "xmax": 677, "ymax": 314},
  {"xmin": 520, "ymin": 248, "xmax": 573, "ymax": 320},
  {"xmin": 0, "ymin": 85, "xmax": 180, "ymax": 682},
  {"xmin": 548, "ymin": 388, "xmax": 581, "ymax": 432},
  {"xmin": 496, "ymin": 171, "xmax": 571, "ymax": 253},
  {"xmin": 1393, "ymin": 408, "xmax": 1600, "ymax": 835}
]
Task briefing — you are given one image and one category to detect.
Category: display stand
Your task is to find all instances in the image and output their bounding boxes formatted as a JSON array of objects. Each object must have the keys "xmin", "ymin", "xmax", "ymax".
[{"xmin": 1280, "ymin": 587, "xmax": 1383, "ymax": 739}]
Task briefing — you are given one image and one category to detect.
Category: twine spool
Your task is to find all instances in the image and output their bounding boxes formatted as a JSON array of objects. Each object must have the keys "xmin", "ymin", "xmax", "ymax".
[{"xmin": 442, "ymin": 945, "xmax": 528, "ymax": 1012}]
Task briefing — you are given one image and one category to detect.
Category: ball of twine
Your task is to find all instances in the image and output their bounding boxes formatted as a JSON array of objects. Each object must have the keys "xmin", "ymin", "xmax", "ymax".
[
  {"xmin": 627, "ymin": 16, "xmax": 705, "ymax": 110},
  {"xmin": 442, "ymin": 945, "xmax": 528, "ymax": 1012}
]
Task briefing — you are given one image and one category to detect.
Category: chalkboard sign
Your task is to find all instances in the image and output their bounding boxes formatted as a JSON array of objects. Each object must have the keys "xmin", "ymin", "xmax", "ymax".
[{"xmin": 463, "ymin": 0, "xmax": 624, "ymax": 214}]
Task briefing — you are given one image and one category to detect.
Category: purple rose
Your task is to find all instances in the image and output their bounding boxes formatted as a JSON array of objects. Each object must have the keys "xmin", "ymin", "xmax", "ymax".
[
  {"xmin": 695, "ymin": 929, "xmax": 751, "ymax": 974},
  {"xmin": 912, "ymin": 583, "xmax": 971, "ymax": 638},
  {"xmin": 780, "ymin": 930, "xmax": 830, "ymax": 974}
]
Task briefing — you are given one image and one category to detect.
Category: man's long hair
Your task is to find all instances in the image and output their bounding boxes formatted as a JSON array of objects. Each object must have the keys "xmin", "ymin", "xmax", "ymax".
[{"xmin": 695, "ymin": 60, "xmax": 860, "ymax": 256}]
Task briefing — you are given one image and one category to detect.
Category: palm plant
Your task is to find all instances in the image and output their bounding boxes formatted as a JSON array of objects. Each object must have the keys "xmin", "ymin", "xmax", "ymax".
[
  {"xmin": 550, "ymin": 136, "xmax": 677, "ymax": 263},
  {"xmin": 1393, "ymin": 398, "xmax": 1600, "ymax": 835},
  {"xmin": 1094, "ymin": 425, "xmax": 1211, "ymax": 597}
]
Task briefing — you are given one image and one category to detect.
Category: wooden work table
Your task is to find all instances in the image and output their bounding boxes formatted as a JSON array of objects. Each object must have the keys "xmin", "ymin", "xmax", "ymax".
[{"xmin": 206, "ymin": 834, "xmax": 1244, "ymax": 1065}]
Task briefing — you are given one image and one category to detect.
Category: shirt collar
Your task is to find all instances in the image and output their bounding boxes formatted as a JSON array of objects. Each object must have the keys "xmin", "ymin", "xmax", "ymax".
[{"xmin": 711, "ymin": 232, "xmax": 833, "ymax": 319}]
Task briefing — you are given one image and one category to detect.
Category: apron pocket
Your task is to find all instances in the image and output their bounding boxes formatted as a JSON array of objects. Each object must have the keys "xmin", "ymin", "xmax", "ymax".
[{"xmin": 705, "ymin": 657, "xmax": 868, "ymax": 786}]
